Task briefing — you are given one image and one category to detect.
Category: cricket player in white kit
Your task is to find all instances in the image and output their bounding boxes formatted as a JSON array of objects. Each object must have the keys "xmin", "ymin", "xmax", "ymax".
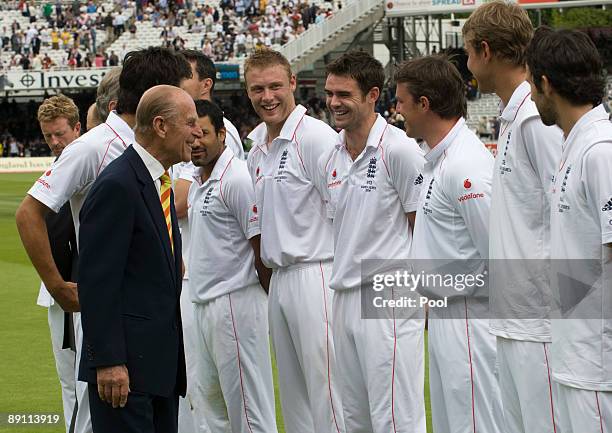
[
  {"xmin": 526, "ymin": 27, "xmax": 612, "ymax": 432},
  {"xmin": 36, "ymin": 95, "xmax": 82, "ymax": 433},
  {"xmin": 320, "ymin": 51, "xmax": 426, "ymax": 433},
  {"xmin": 462, "ymin": 3, "xmax": 563, "ymax": 432},
  {"xmin": 244, "ymin": 49, "xmax": 345, "ymax": 433},
  {"xmin": 15, "ymin": 47, "xmax": 197, "ymax": 433},
  {"xmin": 187, "ymin": 100, "xmax": 277, "ymax": 433},
  {"xmin": 395, "ymin": 55, "xmax": 502, "ymax": 433}
]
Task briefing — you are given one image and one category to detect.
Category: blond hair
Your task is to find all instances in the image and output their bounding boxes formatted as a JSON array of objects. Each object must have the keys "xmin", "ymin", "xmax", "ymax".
[
  {"xmin": 462, "ymin": 1, "xmax": 533, "ymax": 66},
  {"xmin": 37, "ymin": 94, "xmax": 80, "ymax": 127},
  {"xmin": 244, "ymin": 48, "xmax": 292, "ymax": 82}
]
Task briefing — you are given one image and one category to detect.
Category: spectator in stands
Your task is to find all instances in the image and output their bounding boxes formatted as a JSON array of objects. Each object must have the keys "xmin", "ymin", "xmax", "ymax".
[{"xmin": 108, "ymin": 50, "xmax": 119, "ymax": 66}]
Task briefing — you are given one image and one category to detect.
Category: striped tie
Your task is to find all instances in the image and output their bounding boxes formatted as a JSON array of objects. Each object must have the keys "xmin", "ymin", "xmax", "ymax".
[{"xmin": 160, "ymin": 171, "xmax": 173, "ymax": 254}]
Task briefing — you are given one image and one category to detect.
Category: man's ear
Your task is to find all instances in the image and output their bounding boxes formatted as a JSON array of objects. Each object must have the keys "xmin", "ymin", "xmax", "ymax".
[
  {"xmin": 480, "ymin": 40, "xmax": 492, "ymax": 63},
  {"xmin": 108, "ymin": 99, "xmax": 117, "ymax": 114},
  {"xmin": 202, "ymin": 77, "xmax": 214, "ymax": 96},
  {"xmin": 540, "ymin": 75, "xmax": 553, "ymax": 97},
  {"xmin": 418, "ymin": 95, "xmax": 430, "ymax": 113},
  {"xmin": 152, "ymin": 116, "xmax": 167, "ymax": 138}
]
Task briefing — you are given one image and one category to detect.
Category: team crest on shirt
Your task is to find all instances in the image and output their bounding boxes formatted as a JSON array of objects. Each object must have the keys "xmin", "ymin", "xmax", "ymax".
[
  {"xmin": 499, "ymin": 131, "xmax": 512, "ymax": 175},
  {"xmin": 556, "ymin": 165, "xmax": 572, "ymax": 213},
  {"xmin": 422, "ymin": 179, "xmax": 435, "ymax": 215},
  {"xmin": 274, "ymin": 150, "xmax": 289, "ymax": 183},
  {"xmin": 199, "ymin": 187, "xmax": 214, "ymax": 217},
  {"xmin": 361, "ymin": 157, "xmax": 377, "ymax": 192}
]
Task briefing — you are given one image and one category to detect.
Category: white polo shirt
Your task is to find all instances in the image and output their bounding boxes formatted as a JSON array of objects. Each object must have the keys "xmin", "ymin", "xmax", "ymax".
[
  {"xmin": 411, "ymin": 118, "xmax": 493, "ymax": 299},
  {"xmin": 188, "ymin": 147, "xmax": 260, "ymax": 303},
  {"xmin": 319, "ymin": 114, "xmax": 424, "ymax": 291},
  {"xmin": 28, "ymin": 111, "xmax": 134, "ymax": 239},
  {"xmin": 549, "ymin": 104, "xmax": 612, "ymax": 391},
  {"xmin": 172, "ymin": 161, "xmax": 197, "ymax": 280},
  {"xmin": 489, "ymin": 81, "xmax": 563, "ymax": 342},
  {"xmin": 224, "ymin": 117, "xmax": 245, "ymax": 160},
  {"xmin": 246, "ymin": 104, "xmax": 337, "ymax": 269}
]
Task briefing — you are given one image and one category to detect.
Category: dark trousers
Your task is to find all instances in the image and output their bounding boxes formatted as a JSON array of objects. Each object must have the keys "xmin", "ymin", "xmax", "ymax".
[{"xmin": 88, "ymin": 384, "xmax": 178, "ymax": 433}]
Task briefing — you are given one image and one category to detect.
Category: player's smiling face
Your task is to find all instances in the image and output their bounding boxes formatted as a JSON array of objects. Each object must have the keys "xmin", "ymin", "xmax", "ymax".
[
  {"xmin": 395, "ymin": 82, "xmax": 424, "ymax": 140},
  {"xmin": 325, "ymin": 73, "xmax": 374, "ymax": 132},
  {"xmin": 191, "ymin": 115, "xmax": 226, "ymax": 168},
  {"xmin": 246, "ymin": 64, "xmax": 296, "ymax": 128}
]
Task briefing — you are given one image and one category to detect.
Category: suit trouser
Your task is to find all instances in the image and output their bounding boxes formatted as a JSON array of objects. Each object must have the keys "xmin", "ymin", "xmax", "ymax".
[
  {"xmin": 428, "ymin": 298, "xmax": 503, "ymax": 433},
  {"xmin": 73, "ymin": 312, "xmax": 93, "ymax": 433},
  {"xmin": 269, "ymin": 261, "xmax": 345, "ymax": 433},
  {"xmin": 497, "ymin": 337, "xmax": 559, "ymax": 433},
  {"xmin": 48, "ymin": 302, "xmax": 76, "ymax": 433},
  {"xmin": 333, "ymin": 286, "xmax": 426, "ymax": 433},
  {"xmin": 556, "ymin": 383, "xmax": 612, "ymax": 433},
  {"xmin": 178, "ymin": 279, "xmax": 210, "ymax": 433},
  {"xmin": 88, "ymin": 385, "xmax": 179, "ymax": 433},
  {"xmin": 192, "ymin": 283, "xmax": 277, "ymax": 433}
]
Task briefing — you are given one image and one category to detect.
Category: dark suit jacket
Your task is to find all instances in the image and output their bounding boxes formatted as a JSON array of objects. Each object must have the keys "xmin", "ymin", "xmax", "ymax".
[{"xmin": 77, "ymin": 145, "xmax": 186, "ymax": 398}]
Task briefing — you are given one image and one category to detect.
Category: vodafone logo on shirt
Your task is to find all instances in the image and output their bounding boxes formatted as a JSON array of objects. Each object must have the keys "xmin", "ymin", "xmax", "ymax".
[
  {"xmin": 458, "ymin": 192, "xmax": 485, "ymax": 203},
  {"xmin": 464, "ymin": 178, "xmax": 472, "ymax": 189},
  {"xmin": 45, "ymin": 169, "xmax": 52, "ymax": 176}
]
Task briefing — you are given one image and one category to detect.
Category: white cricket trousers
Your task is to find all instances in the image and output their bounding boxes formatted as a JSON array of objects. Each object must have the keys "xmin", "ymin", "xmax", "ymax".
[
  {"xmin": 497, "ymin": 337, "xmax": 559, "ymax": 433},
  {"xmin": 193, "ymin": 283, "xmax": 277, "ymax": 433},
  {"xmin": 48, "ymin": 302, "xmax": 76, "ymax": 433},
  {"xmin": 72, "ymin": 312, "xmax": 92, "ymax": 433},
  {"xmin": 556, "ymin": 384, "xmax": 612, "ymax": 433},
  {"xmin": 333, "ymin": 287, "xmax": 426, "ymax": 433},
  {"xmin": 428, "ymin": 298, "xmax": 503, "ymax": 433},
  {"xmin": 179, "ymin": 279, "xmax": 211, "ymax": 433},
  {"xmin": 269, "ymin": 261, "xmax": 345, "ymax": 433}
]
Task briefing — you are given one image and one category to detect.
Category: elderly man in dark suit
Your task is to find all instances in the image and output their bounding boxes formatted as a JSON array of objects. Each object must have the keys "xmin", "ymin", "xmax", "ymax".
[{"xmin": 77, "ymin": 85, "xmax": 203, "ymax": 433}]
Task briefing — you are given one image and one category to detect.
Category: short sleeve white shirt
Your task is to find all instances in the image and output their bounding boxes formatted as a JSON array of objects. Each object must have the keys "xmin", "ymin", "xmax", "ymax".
[
  {"xmin": 246, "ymin": 104, "xmax": 337, "ymax": 268},
  {"xmin": 27, "ymin": 111, "xmax": 134, "ymax": 239},
  {"xmin": 489, "ymin": 81, "xmax": 563, "ymax": 342},
  {"xmin": 549, "ymin": 104, "xmax": 612, "ymax": 391},
  {"xmin": 319, "ymin": 115, "xmax": 425, "ymax": 291},
  {"xmin": 411, "ymin": 118, "xmax": 493, "ymax": 299},
  {"xmin": 188, "ymin": 147, "xmax": 260, "ymax": 302}
]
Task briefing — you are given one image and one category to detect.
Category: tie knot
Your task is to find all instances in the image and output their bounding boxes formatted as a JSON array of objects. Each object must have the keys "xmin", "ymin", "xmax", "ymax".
[{"xmin": 160, "ymin": 171, "xmax": 172, "ymax": 187}]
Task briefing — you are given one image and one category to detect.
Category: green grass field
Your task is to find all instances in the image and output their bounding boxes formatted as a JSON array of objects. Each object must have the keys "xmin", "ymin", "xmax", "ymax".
[{"xmin": 0, "ymin": 172, "xmax": 431, "ymax": 433}]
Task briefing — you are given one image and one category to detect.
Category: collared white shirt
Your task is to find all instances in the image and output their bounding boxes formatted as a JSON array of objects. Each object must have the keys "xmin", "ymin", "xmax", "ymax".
[
  {"xmin": 411, "ymin": 118, "xmax": 493, "ymax": 299},
  {"xmin": 549, "ymin": 104, "xmax": 612, "ymax": 391},
  {"xmin": 246, "ymin": 104, "xmax": 338, "ymax": 268},
  {"xmin": 224, "ymin": 117, "xmax": 245, "ymax": 160},
  {"xmin": 489, "ymin": 81, "xmax": 563, "ymax": 342},
  {"xmin": 132, "ymin": 142, "xmax": 165, "ymax": 195},
  {"xmin": 188, "ymin": 147, "xmax": 260, "ymax": 302},
  {"xmin": 28, "ymin": 110, "xmax": 135, "ymax": 238},
  {"xmin": 318, "ymin": 114, "xmax": 424, "ymax": 291},
  {"xmin": 172, "ymin": 161, "xmax": 196, "ymax": 280}
]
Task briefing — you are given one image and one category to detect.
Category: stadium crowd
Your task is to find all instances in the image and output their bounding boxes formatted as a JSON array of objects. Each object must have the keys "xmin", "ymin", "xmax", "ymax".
[{"xmin": 0, "ymin": 0, "xmax": 341, "ymax": 70}]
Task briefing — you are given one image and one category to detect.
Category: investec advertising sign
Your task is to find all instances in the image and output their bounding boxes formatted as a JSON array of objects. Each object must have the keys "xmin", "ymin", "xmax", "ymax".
[
  {"xmin": 385, "ymin": 0, "xmax": 487, "ymax": 16},
  {"xmin": 4, "ymin": 68, "xmax": 112, "ymax": 91}
]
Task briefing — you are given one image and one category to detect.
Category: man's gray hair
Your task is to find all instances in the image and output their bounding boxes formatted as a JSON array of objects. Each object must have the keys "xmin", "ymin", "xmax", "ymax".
[{"xmin": 96, "ymin": 67, "xmax": 122, "ymax": 122}]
